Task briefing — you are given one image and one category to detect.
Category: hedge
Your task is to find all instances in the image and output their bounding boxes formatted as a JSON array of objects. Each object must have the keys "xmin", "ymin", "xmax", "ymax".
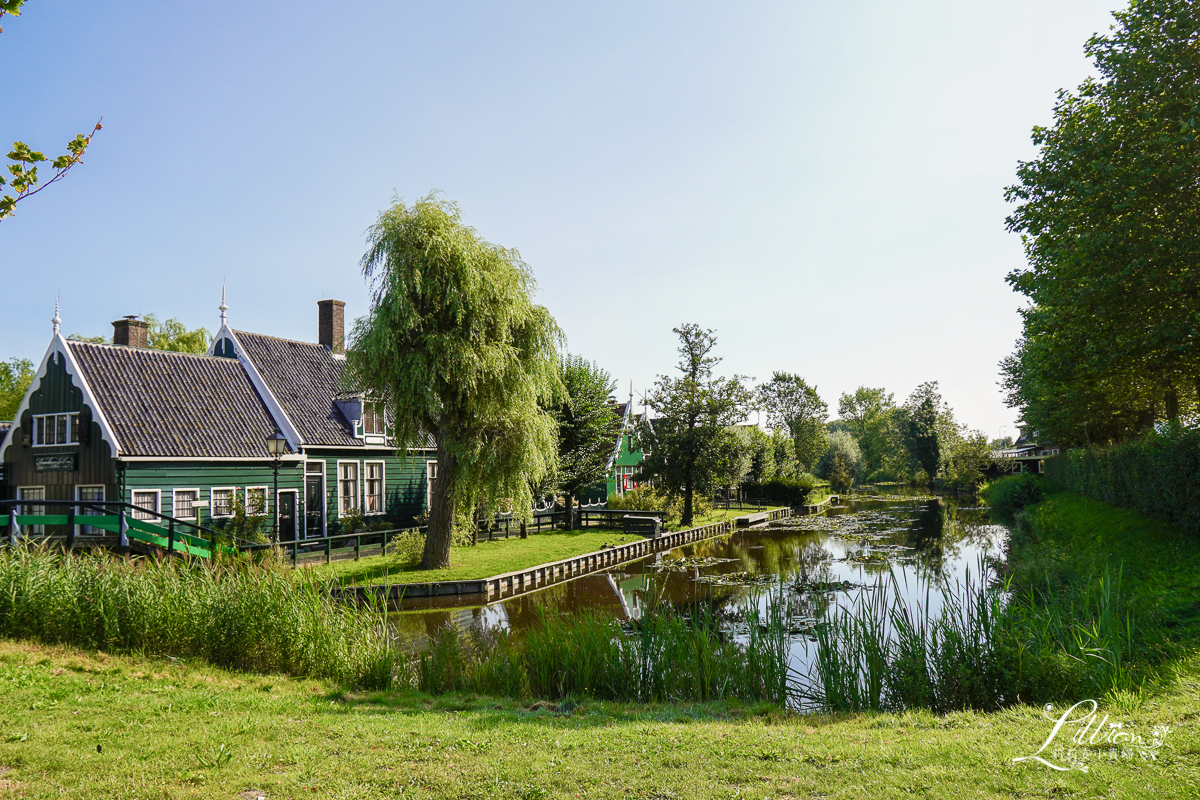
[
  {"xmin": 1044, "ymin": 426, "xmax": 1200, "ymax": 536},
  {"xmin": 739, "ymin": 475, "xmax": 819, "ymax": 507}
]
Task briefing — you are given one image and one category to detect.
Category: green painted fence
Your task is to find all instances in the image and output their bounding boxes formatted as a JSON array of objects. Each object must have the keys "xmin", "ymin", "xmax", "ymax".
[{"xmin": 0, "ymin": 514, "xmax": 230, "ymax": 559}]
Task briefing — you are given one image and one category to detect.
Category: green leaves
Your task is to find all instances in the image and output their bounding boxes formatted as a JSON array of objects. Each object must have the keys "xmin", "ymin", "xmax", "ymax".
[
  {"xmin": 1003, "ymin": 0, "xmax": 1200, "ymax": 443},
  {"xmin": 348, "ymin": 192, "xmax": 563, "ymax": 567},
  {"xmin": 637, "ymin": 325, "xmax": 754, "ymax": 526},
  {"xmin": 0, "ymin": 356, "xmax": 35, "ymax": 420},
  {"xmin": 0, "ymin": 0, "xmax": 25, "ymax": 32},
  {"xmin": 757, "ymin": 372, "xmax": 828, "ymax": 472},
  {"xmin": 1, "ymin": 123, "xmax": 101, "ymax": 221},
  {"xmin": 553, "ymin": 355, "xmax": 620, "ymax": 497}
]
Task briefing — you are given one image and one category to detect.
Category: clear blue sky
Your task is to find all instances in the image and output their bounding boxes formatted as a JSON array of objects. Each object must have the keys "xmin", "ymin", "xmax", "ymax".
[{"xmin": 2, "ymin": 1, "xmax": 1120, "ymax": 438}]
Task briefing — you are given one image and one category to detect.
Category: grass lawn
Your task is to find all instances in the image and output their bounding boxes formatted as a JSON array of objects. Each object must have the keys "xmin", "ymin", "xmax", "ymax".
[
  {"xmin": 0, "ymin": 637, "xmax": 1197, "ymax": 799},
  {"xmin": 313, "ymin": 509, "xmax": 785, "ymax": 586},
  {"xmin": 312, "ymin": 529, "xmax": 641, "ymax": 586}
]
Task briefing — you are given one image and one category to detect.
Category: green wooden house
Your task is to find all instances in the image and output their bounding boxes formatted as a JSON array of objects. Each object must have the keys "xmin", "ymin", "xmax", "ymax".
[
  {"xmin": 0, "ymin": 298, "xmax": 433, "ymax": 541},
  {"xmin": 604, "ymin": 397, "xmax": 648, "ymax": 498}
]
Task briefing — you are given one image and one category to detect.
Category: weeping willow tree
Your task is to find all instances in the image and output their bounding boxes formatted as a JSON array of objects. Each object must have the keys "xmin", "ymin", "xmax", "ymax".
[{"xmin": 347, "ymin": 193, "xmax": 562, "ymax": 570}]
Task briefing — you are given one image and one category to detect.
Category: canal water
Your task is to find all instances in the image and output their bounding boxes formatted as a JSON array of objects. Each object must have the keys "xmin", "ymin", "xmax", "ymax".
[{"xmin": 390, "ymin": 487, "xmax": 1007, "ymax": 681}]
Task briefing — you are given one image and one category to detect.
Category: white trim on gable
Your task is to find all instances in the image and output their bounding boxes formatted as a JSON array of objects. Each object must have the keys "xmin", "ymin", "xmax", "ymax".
[
  {"xmin": 208, "ymin": 323, "xmax": 304, "ymax": 453},
  {"xmin": 0, "ymin": 333, "xmax": 122, "ymax": 460}
]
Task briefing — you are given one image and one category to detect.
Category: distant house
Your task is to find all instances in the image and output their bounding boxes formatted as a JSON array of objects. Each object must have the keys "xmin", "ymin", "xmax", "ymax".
[
  {"xmin": 0, "ymin": 298, "xmax": 432, "ymax": 541},
  {"xmin": 604, "ymin": 396, "xmax": 649, "ymax": 498},
  {"xmin": 995, "ymin": 422, "xmax": 1060, "ymax": 474}
]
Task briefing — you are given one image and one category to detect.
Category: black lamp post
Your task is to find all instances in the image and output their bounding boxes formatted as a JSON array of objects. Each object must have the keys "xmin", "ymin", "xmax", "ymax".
[{"xmin": 266, "ymin": 431, "xmax": 288, "ymax": 543}]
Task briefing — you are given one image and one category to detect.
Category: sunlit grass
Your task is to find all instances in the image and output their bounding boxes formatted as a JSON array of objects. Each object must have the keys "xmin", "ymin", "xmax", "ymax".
[{"xmin": 311, "ymin": 528, "xmax": 640, "ymax": 585}]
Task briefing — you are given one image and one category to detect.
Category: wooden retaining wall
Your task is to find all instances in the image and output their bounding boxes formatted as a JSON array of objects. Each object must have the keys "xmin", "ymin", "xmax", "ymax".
[{"xmin": 338, "ymin": 508, "xmax": 796, "ymax": 606}]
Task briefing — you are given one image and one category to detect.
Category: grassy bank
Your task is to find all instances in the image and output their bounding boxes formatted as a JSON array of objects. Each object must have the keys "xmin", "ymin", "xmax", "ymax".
[
  {"xmin": 799, "ymin": 479, "xmax": 1200, "ymax": 713},
  {"xmin": 0, "ymin": 546, "xmax": 397, "ymax": 689},
  {"xmin": 0, "ymin": 638, "xmax": 1196, "ymax": 799},
  {"xmin": 312, "ymin": 528, "xmax": 635, "ymax": 586},
  {"xmin": 315, "ymin": 509, "xmax": 780, "ymax": 587}
]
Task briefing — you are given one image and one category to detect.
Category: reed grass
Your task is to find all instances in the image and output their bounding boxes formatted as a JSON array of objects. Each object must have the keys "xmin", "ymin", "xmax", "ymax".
[
  {"xmin": 0, "ymin": 544, "xmax": 400, "ymax": 688},
  {"xmin": 417, "ymin": 590, "xmax": 793, "ymax": 706},
  {"xmin": 798, "ymin": 558, "xmax": 1139, "ymax": 714}
]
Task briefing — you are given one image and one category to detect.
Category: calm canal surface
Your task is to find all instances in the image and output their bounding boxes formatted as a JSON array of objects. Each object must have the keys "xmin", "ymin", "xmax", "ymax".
[{"xmin": 391, "ymin": 487, "xmax": 1008, "ymax": 679}]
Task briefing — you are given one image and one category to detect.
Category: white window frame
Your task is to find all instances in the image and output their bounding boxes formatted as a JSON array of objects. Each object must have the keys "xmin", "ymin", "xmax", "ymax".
[
  {"xmin": 31, "ymin": 412, "xmax": 80, "ymax": 447},
  {"xmin": 172, "ymin": 488, "xmax": 201, "ymax": 520},
  {"xmin": 364, "ymin": 460, "xmax": 385, "ymax": 515},
  {"xmin": 337, "ymin": 460, "xmax": 360, "ymax": 517},
  {"xmin": 210, "ymin": 486, "xmax": 238, "ymax": 518},
  {"xmin": 244, "ymin": 486, "xmax": 269, "ymax": 517},
  {"xmin": 75, "ymin": 484, "xmax": 105, "ymax": 537},
  {"xmin": 426, "ymin": 460, "xmax": 437, "ymax": 511},
  {"xmin": 130, "ymin": 489, "xmax": 161, "ymax": 521},
  {"xmin": 17, "ymin": 486, "xmax": 46, "ymax": 535}
]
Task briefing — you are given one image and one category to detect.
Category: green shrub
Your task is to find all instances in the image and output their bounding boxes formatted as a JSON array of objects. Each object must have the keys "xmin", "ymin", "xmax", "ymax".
[
  {"xmin": 607, "ymin": 488, "xmax": 668, "ymax": 512},
  {"xmin": 741, "ymin": 475, "xmax": 819, "ymax": 507},
  {"xmin": 1045, "ymin": 425, "xmax": 1200, "ymax": 536},
  {"xmin": 816, "ymin": 431, "xmax": 865, "ymax": 484},
  {"xmin": 980, "ymin": 473, "xmax": 1052, "ymax": 522},
  {"xmin": 608, "ymin": 488, "xmax": 712, "ymax": 528}
]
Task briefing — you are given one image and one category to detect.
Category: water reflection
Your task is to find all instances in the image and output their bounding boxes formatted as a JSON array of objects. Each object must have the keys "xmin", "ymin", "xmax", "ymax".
[{"xmin": 391, "ymin": 487, "xmax": 1007, "ymax": 671}]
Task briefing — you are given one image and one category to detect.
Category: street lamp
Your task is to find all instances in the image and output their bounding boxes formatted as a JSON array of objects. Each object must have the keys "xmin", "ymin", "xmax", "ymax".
[{"xmin": 266, "ymin": 431, "xmax": 289, "ymax": 543}]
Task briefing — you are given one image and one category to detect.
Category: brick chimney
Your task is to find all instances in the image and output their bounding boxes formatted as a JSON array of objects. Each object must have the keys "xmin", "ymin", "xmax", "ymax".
[
  {"xmin": 318, "ymin": 299, "xmax": 345, "ymax": 354},
  {"xmin": 112, "ymin": 316, "xmax": 149, "ymax": 348}
]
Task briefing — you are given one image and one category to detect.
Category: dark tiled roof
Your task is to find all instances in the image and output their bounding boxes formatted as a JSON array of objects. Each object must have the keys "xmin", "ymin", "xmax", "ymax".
[
  {"xmin": 67, "ymin": 341, "xmax": 278, "ymax": 458},
  {"xmin": 233, "ymin": 331, "xmax": 361, "ymax": 447}
]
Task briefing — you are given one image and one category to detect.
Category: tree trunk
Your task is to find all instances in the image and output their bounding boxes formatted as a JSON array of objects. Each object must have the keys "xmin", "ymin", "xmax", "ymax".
[
  {"xmin": 421, "ymin": 438, "xmax": 457, "ymax": 570},
  {"xmin": 682, "ymin": 480, "xmax": 694, "ymax": 528},
  {"xmin": 566, "ymin": 492, "xmax": 576, "ymax": 530},
  {"xmin": 1166, "ymin": 388, "xmax": 1179, "ymax": 423}
]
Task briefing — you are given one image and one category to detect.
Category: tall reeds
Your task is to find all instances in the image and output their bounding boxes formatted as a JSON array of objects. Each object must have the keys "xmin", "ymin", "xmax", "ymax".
[
  {"xmin": 797, "ymin": 560, "xmax": 1138, "ymax": 713},
  {"xmin": 417, "ymin": 591, "xmax": 795, "ymax": 705},
  {"xmin": 0, "ymin": 544, "xmax": 399, "ymax": 688}
]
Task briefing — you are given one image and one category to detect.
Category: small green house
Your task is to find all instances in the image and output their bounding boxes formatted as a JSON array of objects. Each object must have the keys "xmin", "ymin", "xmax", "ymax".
[
  {"xmin": 604, "ymin": 397, "xmax": 648, "ymax": 498},
  {"xmin": 0, "ymin": 298, "xmax": 432, "ymax": 541}
]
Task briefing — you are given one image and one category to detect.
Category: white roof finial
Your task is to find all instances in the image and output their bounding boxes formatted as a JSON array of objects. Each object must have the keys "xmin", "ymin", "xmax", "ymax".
[
  {"xmin": 218, "ymin": 285, "xmax": 228, "ymax": 325},
  {"xmin": 51, "ymin": 298, "xmax": 61, "ymax": 336}
]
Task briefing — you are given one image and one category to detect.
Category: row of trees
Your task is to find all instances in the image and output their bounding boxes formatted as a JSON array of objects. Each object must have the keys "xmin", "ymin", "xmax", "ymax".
[
  {"xmin": 708, "ymin": 381, "xmax": 992, "ymax": 500},
  {"xmin": 1002, "ymin": 0, "xmax": 1200, "ymax": 445},
  {"xmin": 628, "ymin": 324, "xmax": 996, "ymax": 527}
]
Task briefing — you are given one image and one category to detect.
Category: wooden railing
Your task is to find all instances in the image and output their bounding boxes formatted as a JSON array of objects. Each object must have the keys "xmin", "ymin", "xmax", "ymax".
[{"xmin": 0, "ymin": 499, "xmax": 251, "ymax": 559}]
